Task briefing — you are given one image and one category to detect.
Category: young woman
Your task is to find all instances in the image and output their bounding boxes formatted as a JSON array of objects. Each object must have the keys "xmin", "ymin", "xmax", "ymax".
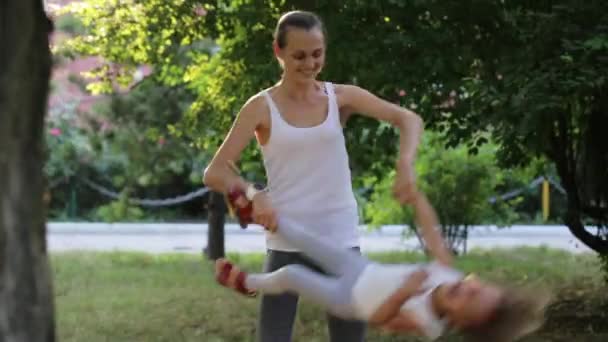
[
  {"xmin": 203, "ymin": 10, "xmax": 423, "ymax": 341},
  {"xmin": 217, "ymin": 190, "xmax": 550, "ymax": 341}
]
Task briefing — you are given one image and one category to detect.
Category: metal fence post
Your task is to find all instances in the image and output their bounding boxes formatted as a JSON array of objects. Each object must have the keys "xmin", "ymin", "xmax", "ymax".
[{"xmin": 205, "ymin": 191, "xmax": 226, "ymax": 260}]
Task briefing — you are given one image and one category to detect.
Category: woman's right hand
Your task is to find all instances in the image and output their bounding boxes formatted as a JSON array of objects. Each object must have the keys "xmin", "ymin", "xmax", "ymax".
[{"xmin": 251, "ymin": 191, "xmax": 278, "ymax": 232}]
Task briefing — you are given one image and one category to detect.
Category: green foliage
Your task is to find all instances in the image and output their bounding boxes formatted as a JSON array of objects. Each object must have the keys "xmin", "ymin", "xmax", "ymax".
[
  {"xmin": 91, "ymin": 80, "xmax": 209, "ymax": 188},
  {"xmin": 364, "ymin": 132, "xmax": 517, "ymax": 252},
  {"xmin": 57, "ymin": 0, "xmax": 608, "ymax": 172},
  {"xmin": 56, "ymin": 1, "xmax": 608, "ymax": 253},
  {"xmin": 51, "ymin": 2, "xmax": 214, "ymax": 221},
  {"xmin": 45, "ymin": 105, "xmax": 93, "ymax": 181},
  {"xmin": 45, "ymin": 79, "xmax": 210, "ymax": 221},
  {"xmin": 498, "ymin": 161, "xmax": 568, "ymax": 224},
  {"xmin": 448, "ymin": 1, "xmax": 608, "ymax": 252},
  {"xmin": 55, "ymin": 13, "xmax": 87, "ymax": 35},
  {"xmin": 93, "ymin": 193, "xmax": 145, "ymax": 222},
  {"xmin": 56, "ymin": 0, "xmax": 209, "ymax": 93}
]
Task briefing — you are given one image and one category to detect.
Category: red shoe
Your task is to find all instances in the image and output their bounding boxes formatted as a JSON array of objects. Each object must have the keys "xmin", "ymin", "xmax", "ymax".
[
  {"xmin": 215, "ymin": 258, "xmax": 256, "ymax": 297},
  {"xmin": 226, "ymin": 187, "xmax": 253, "ymax": 228}
]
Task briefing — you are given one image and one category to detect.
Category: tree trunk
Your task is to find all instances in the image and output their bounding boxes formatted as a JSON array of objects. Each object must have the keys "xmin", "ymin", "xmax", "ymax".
[
  {"xmin": 0, "ymin": 1, "xmax": 56, "ymax": 341},
  {"xmin": 551, "ymin": 115, "xmax": 608, "ymax": 255},
  {"xmin": 206, "ymin": 191, "xmax": 226, "ymax": 260}
]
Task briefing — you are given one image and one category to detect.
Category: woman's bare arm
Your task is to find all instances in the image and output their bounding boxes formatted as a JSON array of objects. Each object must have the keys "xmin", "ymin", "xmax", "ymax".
[
  {"xmin": 203, "ymin": 95, "xmax": 265, "ymax": 193},
  {"xmin": 336, "ymin": 84, "xmax": 423, "ymax": 204}
]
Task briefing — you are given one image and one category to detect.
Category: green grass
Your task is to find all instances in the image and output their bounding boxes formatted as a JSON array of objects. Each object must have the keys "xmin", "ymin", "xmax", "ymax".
[{"xmin": 52, "ymin": 248, "xmax": 607, "ymax": 342}]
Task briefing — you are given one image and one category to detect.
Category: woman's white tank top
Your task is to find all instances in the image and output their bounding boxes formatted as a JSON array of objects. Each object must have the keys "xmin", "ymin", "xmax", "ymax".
[{"xmin": 260, "ymin": 82, "xmax": 360, "ymax": 251}]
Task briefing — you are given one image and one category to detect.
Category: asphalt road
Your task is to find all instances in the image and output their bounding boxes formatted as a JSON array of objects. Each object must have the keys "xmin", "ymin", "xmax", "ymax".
[{"xmin": 47, "ymin": 222, "xmax": 593, "ymax": 254}]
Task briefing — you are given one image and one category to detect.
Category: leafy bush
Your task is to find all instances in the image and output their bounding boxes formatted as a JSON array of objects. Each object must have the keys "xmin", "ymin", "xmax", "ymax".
[
  {"xmin": 55, "ymin": 13, "xmax": 86, "ymax": 35},
  {"xmin": 44, "ymin": 81, "xmax": 211, "ymax": 221},
  {"xmin": 364, "ymin": 132, "xmax": 516, "ymax": 254},
  {"xmin": 94, "ymin": 192, "xmax": 145, "ymax": 222}
]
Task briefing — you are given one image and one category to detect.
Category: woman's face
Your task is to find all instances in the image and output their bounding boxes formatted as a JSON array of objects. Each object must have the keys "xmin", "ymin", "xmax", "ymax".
[{"xmin": 275, "ymin": 27, "xmax": 325, "ymax": 83}]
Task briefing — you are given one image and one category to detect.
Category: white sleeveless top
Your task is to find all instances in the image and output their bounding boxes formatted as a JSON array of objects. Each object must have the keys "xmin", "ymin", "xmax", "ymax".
[
  {"xmin": 351, "ymin": 262, "xmax": 463, "ymax": 340},
  {"xmin": 260, "ymin": 82, "xmax": 360, "ymax": 251}
]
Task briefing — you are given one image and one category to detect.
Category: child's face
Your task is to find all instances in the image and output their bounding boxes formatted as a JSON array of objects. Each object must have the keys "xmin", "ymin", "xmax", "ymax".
[{"xmin": 443, "ymin": 278, "xmax": 503, "ymax": 328}]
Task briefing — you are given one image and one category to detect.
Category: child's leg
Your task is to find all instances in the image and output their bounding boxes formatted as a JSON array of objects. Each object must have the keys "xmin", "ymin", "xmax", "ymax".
[
  {"xmin": 246, "ymin": 264, "xmax": 357, "ymax": 319},
  {"xmin": 276, "ymin": 218, "xmax": 368, "ymax": 277}
]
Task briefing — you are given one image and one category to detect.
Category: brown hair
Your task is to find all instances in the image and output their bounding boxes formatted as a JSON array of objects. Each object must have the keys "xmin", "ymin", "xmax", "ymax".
[
  {"xmin": 464, "ymin": 286, "xmax": 552, "ymax": 342},
  {"xmin": 273, "ymin": 11, "xmax": 325, "ymax": 49}
]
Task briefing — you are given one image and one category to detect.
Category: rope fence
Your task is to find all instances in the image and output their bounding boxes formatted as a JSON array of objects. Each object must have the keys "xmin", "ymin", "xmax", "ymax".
[{"xmin": 46, "ymin": 174, "xmax": 566, "ymax": 208}]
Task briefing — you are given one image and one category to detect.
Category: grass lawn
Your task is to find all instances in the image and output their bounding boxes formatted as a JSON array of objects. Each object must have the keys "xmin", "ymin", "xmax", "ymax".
[{"xmin": 52, "ymin": 247, "xmax": 607, "ymax": 341}]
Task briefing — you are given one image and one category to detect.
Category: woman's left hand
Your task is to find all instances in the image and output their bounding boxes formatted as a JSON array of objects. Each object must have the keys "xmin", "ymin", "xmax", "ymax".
[{"xmin": 393, "ymin": 160, "xmax": 417, "ymax": 205}]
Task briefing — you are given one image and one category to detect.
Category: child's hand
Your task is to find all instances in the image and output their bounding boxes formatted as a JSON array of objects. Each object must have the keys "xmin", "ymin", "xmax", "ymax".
[
  {"xmin": 227, "ymin": 187, "xmax": 253, "ymax": 228},
  {"xmin": 251, "ymin": 191, "xmax": 277, "ymax": 232}
]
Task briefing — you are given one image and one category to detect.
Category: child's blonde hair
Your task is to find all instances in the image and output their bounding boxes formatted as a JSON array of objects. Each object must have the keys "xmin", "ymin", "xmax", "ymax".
[{"xmin": 464, "ymin": 285, "xmax": 552, "ymax": 342}]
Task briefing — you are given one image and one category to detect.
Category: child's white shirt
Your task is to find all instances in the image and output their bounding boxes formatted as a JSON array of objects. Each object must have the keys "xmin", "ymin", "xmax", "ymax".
[{"xmin": 351, "ymin": 261, "xmax": 463, "ymax": 339}]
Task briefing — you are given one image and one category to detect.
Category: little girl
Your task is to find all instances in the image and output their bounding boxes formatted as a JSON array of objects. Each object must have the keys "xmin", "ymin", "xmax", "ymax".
[{"xmin": 216, "ymin": 190, "xmax": 549, "ymax": 341}]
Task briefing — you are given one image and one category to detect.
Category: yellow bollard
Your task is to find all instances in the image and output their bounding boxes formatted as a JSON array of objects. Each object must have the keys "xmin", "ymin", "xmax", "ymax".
[{"xmin": 542, "ymin": 179, "xmax": 550, "ymax": 221}]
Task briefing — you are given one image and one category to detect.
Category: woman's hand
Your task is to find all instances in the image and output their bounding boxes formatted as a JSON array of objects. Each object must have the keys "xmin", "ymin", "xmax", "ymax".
[{"xmin": 251, "ymin": 191, "xmax": 278, "ymax": 232}]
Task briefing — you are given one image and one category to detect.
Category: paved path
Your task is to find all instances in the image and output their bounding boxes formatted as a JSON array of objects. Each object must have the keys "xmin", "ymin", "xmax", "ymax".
[{"xmin": 47, "ymin": 222, "xmax": 593, "ymax": 254}]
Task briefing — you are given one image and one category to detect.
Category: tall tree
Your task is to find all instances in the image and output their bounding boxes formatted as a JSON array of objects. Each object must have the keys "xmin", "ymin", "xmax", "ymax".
[
  {"xmin": 0, "ymin": 1, "xmax": 56, "ymax": 341},
  {"xmin": 61, "ymin": 0, "xmax": 608, "ymax": 254},
  {"xmin": 449, "ymin": 1, "xmax": 608, "ymax": 253}
]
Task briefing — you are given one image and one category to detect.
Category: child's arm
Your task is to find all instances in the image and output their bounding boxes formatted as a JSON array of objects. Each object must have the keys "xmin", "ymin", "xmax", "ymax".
[
  {"xmin": 379, "ymin": 310, "xmax": 425, "ymax": 336},
  {"xmin": 412, "ymin": 191, "xmax": 454, "ymax": 266},
  {"xmin": 369, "ymin": 269, "xmax": 428, "ymax": 326}
]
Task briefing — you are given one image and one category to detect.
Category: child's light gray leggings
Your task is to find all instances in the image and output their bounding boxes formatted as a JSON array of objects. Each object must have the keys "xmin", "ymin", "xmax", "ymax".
[{"xmin": 245, "ymin": 220, "xmax": 370, "ymax": 320}]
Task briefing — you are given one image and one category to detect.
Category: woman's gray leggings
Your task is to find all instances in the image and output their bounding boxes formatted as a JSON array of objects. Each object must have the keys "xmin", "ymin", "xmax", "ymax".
[{"xmin": 245, "ymin": 222, "xmax": 371, "ymax": 341}]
